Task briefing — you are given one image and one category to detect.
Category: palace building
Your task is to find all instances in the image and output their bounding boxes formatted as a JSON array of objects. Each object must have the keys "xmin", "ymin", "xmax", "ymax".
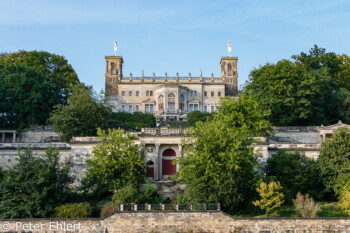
[{"xmin": 105, "ymin": 55, "xmax": 238, "ymax": 121}]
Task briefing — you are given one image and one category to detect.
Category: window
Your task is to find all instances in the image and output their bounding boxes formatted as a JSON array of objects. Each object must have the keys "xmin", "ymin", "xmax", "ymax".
[
  {"xmin": 179, "ymin": 94, "xmax": 185, "ymax": 111},
  {"xmin": 128, "ymin": 104, "xmax": 132, "ymax": 113},
  {"xmin": 189, "ymin": 104, "xmax": 198, "ymax": 113},
  {"xmin": 136, "ymin": 91, "xmax": 139, "ymax": 96},
  {"xmin": 129, "ymin": 91, "xmax": 132, "ymax": 96},
  {"xmin": 146, "ymin": 90, "xmax": 153, "ymax": 96},
  {"xmin": 228, "ymin": 63, "xmax": 232, "ymax": 75},
  {"xmin": 218, "ymin": 92, "xmax": 221, "ymax": 97},
  {"xmin": 158, "ymin": 94, "xmax": 164, "ymax": 110},
  {"xmin": 121, "ymin": 104, "xmax": 125, "ymax": 112},
  {"xmin": 122, "ymin": 91, "xmax": 125, "ymax": 96},
  {"xmin": 168, "ymin": 93, "xmax": 175, "ymax": 110},
  {"xmin": 190, "ymin": 90, "xmax": 197, "ymax": 97},
  {"xmin": 211, "ymin": 92, "xmax": 214, "ymax": 97},
  {"xmin": 204, "ymin": 106, "xmax": 207, "ymax": 112},
  {"xmin": 135, "ymin": 105, "xmax": 139, "ymax": 112},
  {"xmin": 111, "ymin": 62, "xmax": 116, "ymax": 73},
  {"xmin": 204, "ymin": 91, "xmax": 207, "ymax": 97},
  {"xmin": 211, "ymin": 106, "xmax": 214, "ymax": 112},
  {"xmin": 145, "ymin": 104, "xmax": 154, "ymax": 113}
]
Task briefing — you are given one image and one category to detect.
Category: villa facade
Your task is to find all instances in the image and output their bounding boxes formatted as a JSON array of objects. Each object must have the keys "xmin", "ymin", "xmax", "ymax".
[{"xmin": 105, "ymin": 55, "xmax": 238, "ymax": 121}]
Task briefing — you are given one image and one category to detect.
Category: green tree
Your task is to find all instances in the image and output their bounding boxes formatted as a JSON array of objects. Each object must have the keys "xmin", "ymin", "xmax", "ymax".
[
  {"xmin": 252, "ymin": 181, "xmax": 285, "ymax": 217},
  {"xmin": 265, "ymin": 150, "xmax": 324, "ymax": 202},
  {"xmin": 244, "ymin": 45, "xmax": 345, "ymax": 126},
  {"xmin": 0, "ymin": 147, "xmax": 72, "ymax": 218},
  {"xmin": 176, "ymin": 92, "xmax": 271, "ymax": 212},
  {"xmin": 0, "ymin": 50, "xmax": 79, "ymax": 104},
  {"xmin": 82, "ymin": 128, "xmax": 145, "ymax": 196},
  {"xmin": 187, "ymin": 111, "xmax": 214, "ymax": 127},
  {"xmin": 48, "ymin": 84, "xmax": 111, "ymax": 142},
  {"xmin": 318, "ymin": 127, "xmax": 350, "ymax": 195},
  {"xmin": 0, "ymin": 63, "xmax": 61, "ymax": 129}
]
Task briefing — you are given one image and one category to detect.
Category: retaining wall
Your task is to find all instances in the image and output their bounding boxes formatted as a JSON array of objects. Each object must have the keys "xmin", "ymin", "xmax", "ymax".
[{"xmin": 1, "ymin": 211, "xmax": 350, "ymax": 233}]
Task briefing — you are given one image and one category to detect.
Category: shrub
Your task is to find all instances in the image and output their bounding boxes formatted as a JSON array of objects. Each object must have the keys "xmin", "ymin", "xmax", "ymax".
[
  {"xmin": 140, "ymin": 184, "xmax": 159, "ymax": 203},
  {"xmin": 293, "ymin": 193, "xmax": 320, "ymax": 217},
  {"xmin": 54, "ymin": 202, "xmax": 93, "ymax": 218},
  {"xmin": 252, "ymin": 181, "xmax": 285, "ymax": 217},
  {"xmin": 101, "ymin": 204, "xmax": 117, "ymax": 218},
  {"xmin": 339, "ymin": 185, "xmax": 350, "ymax": 216},
  {"xmin": 112, "ymin": 185, "xmax": 139, "ymax": 204},
  {"xmin": 265, "ymin": 150, "xmax": 324, "ymax": 202}
]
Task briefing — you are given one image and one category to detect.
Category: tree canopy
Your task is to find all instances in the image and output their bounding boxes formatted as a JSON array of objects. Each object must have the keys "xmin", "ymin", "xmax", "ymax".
[
  {"xmin": 0, "ymin": 50, "xmax": 79, "ymax": 104},
  {"xmin": 318, "ymin": 127, "xmax": 350, "ymax": 195},
  {"xmin": 0, "ymin": 50, "xmax": 80, "ymax": 130},
  {"xmin": 244, "ymin": 45, "xmax": 349, "ymax": 126},
  {"xmin": 81, "ymin": 128, "xmax": 145, "ymax": 196},
  {"xmin": 48, "ymin": 84, "xmax": 111, "ymax": 142},
  {"xmin": 0, "ymin": 63, "xmax": 61, "ymax": 129},
  {"xmin": 176, "ymin": 92, "xmax": 271, "ymax": 212},
  {"xmin": 265, "ymin": 150, "xmax": 324, "ymax": 202},
  {"xmin": 0, "ymin": 147, "xmax": 72, "ymax": 218}
]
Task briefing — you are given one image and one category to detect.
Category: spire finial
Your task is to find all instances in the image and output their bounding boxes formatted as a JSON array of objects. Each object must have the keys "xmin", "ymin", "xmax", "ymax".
[
  {"xmin": 114, "ymin": 40, "xmax": 117, "ymax": 56},
  {"xmin": 228, "ymin": 41, "xmax": 231, "ymax": 57}
]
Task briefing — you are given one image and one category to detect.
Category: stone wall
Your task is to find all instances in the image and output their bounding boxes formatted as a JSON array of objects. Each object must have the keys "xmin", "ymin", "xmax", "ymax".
[{"xmin": 1, "ymin": 211, "xmax": 350, "ymax": 233}]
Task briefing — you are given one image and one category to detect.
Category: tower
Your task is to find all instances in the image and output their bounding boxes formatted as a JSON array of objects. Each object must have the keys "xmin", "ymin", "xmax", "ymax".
[
  {"xmin": 220, "ymin": 56, "xmax": 238, "ymax": 96},
  {"xmin": 105, "ymin": 56, "xmax": 123, "ymax": 96}
]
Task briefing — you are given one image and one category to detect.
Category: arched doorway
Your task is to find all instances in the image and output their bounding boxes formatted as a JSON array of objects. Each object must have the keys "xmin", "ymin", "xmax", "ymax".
[
  {"xmin": 146, "ymin": 161, "xmax": 154, "ymax": 179},
  {"xmin": 162, "ymin": 148, "xmax": 176, "ymax": 176}
]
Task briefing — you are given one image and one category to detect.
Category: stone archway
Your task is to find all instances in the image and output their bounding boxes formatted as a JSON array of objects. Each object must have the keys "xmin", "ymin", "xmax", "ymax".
[{"xmin": 162, "ymin": 148, "xmax": 176, "ymax": 176}]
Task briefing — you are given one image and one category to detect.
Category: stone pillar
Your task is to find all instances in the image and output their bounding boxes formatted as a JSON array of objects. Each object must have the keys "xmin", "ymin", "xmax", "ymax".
[
  {"xmin": 177, "ymin": 145, "xmax": 183, "ymax": 172},
  {"xmin": 155, "ymin": 144, "xmax": 160, "ymax": 180},
  {"xmin": 1, "ymin": 133, "xmax": 5, "ymax": 143},
  {"xmin": 13, "ymin": 133, "xmax": 16, "ymax": 143},
  {"xmin": 323, "ymin": 133, "xmax": 326, "ymax": 141}
]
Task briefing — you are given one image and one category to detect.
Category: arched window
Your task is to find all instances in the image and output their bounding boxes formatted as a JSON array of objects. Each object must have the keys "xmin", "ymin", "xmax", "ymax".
[
  {"xmin": 168, "ymin": 93, "xmax": 175, "ymax": 110},
  {"xmin": 179, "ymin": 94, "xmax": 185, "ymax": 111},
  {"xmin": 227, "ymin": 64, "xmax": 232, "ymax": 75},
  {"xmin": 146, "ymin": 161, "xmax": 154, "ymax": 179},
  {"xmin": 158, "ymin": 94, "xmax": 164, "ymax": 111},
  {"xmin": 162, "ymin": 149, "xmax": 176, "ymax": 176},
  {"xmin": 111, "ymin": 62, "xmax": 116, "ymax": 73}
]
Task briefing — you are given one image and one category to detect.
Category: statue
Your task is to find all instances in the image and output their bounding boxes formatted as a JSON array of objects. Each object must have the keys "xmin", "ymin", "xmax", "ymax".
[
  {"xmin": 141, "ymin": 69, "xmax": 144, "ymax": 77},
  {"xmin": 200, "ymin": 69, "xmax": 202, "ymax": 77}
]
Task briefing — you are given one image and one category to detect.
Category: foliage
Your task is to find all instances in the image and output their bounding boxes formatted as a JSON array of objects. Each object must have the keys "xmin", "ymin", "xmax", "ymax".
[
  {"xmin": 0, "ymin": 147, "xmax": 72, "ymax": 218},
  {"xmin": 244, "ymin": 45, "xmax": 347, "ymax": 126},
  {"xmin": 265, "ymin": 150, "xmax": 324, "ymax": 202},
  {"xmin": 176, "ymin": 92, "xmax": 271, "ymax": 212},
  {"xmin": 252, "ymin": 181, "xmax": 285, "ymax": 217},
  {"xmin": 0, "ymin": 50, "xmax": 79, "ymax": 105},
  {"xmin": 318, "ymin": 127, "xmax": 350, "ymax": 195},
  {"xmin": 48, "ymin": 84, "xmax": 111, "ymax": 141},
  {"xmin": 339, "ymin": 184, "xmax": 350, "ymax": 216},
  {"xmin": 81, "ymin": 128, "xmax": 145, "ymax": 196},
  {"xmin": 112, "ymin": 185, "xmax": 139, "ymax": 204},
  {"xmin": 0, "ymin": 63, "xmax": 61, "ymax": 129},
  {"xmin": 293, "ymin": 193, "xmax": 320, "ymax": 217},
  {"xmin": 54, "ymin": 202, "xmax": 93, "ymax": 218},
  {"xmin": 139, "ymin": 184, "xmax": 159, "ymax": 204},
  {"xmin": 107, "ymin": 111, "xmax": 155, "ymax": 129},
  {"xmin": 187, "ymin": 111, "xmax": 214, "ymax": 127},
  {"xmin": 101, "ymin": 204, "xmax": 117, "ymax": 218}
]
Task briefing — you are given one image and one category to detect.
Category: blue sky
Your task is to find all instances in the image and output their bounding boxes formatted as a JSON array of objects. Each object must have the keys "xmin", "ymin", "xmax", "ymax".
[{"xmin": 1, "ymin": 0, "xmax": 350, "ymax": 92}]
